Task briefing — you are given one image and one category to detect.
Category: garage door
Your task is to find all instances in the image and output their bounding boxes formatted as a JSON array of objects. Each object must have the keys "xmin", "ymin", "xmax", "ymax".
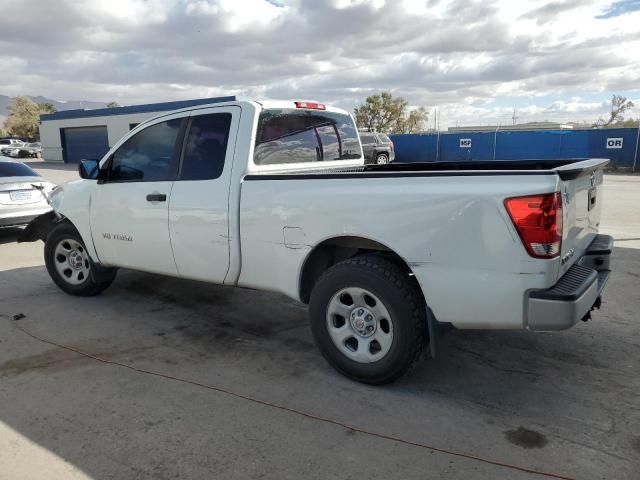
[{"xmin": 62, "ymin": 126, "xmax": 109, "ymax": 163}]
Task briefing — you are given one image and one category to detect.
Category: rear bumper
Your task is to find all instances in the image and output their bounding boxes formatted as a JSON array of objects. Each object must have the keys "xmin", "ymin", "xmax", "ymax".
[
  {"xmin": 526, "ymin": 234, "xmax": 613, "ymax": 331},
  {"xmin": 364, "ymin": 149, "xmax": 395, "ymax": 164},
  {"xmin": 0, "ymin": 207, "xmax": 52, "ymax": 228}
]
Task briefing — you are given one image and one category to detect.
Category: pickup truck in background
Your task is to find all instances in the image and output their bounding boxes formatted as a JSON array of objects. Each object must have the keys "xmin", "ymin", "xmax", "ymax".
[{"xmin": 20, "ymin": 97, "xmax": 613, "ymax": 384}]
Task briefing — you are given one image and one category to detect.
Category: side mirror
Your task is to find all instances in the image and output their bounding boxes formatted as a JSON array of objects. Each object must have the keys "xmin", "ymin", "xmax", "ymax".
[{"xmin": 79, "ymin": 159, "xmax": 100, "ymax": 180}]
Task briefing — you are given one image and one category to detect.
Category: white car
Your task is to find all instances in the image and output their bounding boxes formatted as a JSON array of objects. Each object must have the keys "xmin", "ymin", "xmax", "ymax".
[
  {"xmin": 19, "ymin": 97, "xmax": 612, "ymax": 384},
  {"xmin": 0, "ymin": 140, "xmax": 26, "ymax": 157},
  {"xmin": 0, "ymin": 158, "xmax": 54, "ymax": 227}
]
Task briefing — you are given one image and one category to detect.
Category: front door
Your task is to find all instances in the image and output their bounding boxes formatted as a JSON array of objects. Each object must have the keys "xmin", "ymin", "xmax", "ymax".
[
  {"xmin": 90, "ymin": 114, "xmax": 186, "ymax": 275},
  {"xmin": 168, "ymin": 106, "xmax": 240, "ymax": 283}
]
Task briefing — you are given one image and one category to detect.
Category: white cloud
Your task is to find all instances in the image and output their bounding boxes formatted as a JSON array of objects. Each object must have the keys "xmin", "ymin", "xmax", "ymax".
[{"xmin": 0, "ymin": 0, "xmax": 638, "ymax": 127}]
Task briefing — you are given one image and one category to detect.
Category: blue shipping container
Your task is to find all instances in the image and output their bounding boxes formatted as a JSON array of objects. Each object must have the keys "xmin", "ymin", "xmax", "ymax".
[{"xmin": 389, "ymin": 127, "xmax": 640, "ymax": 169}]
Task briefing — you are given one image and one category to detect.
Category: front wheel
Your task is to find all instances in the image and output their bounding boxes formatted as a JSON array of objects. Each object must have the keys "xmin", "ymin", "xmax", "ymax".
[
  {"xmin": 44, "ymin": 223, "xmax": 116, "ymax": 296},
  {"xmin": 309, "ymin": 255, "xmax": 427, "ymax": 384}
]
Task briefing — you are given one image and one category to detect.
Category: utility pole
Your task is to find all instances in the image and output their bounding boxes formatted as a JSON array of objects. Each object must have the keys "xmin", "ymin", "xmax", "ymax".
[
  {"xmin": 493, "ymin": 122, "xmax": 502, "ymax": 160},
  {"xmin": 512, "ymin": 108, "xmax": 519, "ymax": 125},
  {"xmin": 633, "ymin": 122, "xmax": 640, "ymax": 173}
]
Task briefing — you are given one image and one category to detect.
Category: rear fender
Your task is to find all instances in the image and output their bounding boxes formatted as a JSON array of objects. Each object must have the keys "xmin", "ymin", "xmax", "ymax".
[{"xmin": 17, "ymin": 211, "xmax": 64, "ymax": 243}]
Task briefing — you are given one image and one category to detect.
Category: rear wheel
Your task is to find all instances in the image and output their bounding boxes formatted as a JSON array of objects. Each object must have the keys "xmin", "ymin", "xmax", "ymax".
[
  {"xmin": 309, "ymin": 255, "xmax": 427, "ymax": 384},
  {"xmin": 44, "ymin": 223, "xmax": 116, "ymax": 296},
  {"xmin": 376, "ymin": 153, "xmax": 389, "ymax": 164}
]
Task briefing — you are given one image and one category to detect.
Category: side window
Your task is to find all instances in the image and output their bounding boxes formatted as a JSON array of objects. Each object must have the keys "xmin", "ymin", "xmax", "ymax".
[
  {"xmin": 254, "ymin": 109, "xmax": 362, "ymax": 165},
  {"xmin": 360, "ymin": 134, "xmax": 373, "ymax": 144},
  {"xmin": 180, "ymin": 113, "xmax": 232, "ymax": 180},
  {"xmin": 109, "ymin": 118, "xmax": 182, "ymax": 181}
]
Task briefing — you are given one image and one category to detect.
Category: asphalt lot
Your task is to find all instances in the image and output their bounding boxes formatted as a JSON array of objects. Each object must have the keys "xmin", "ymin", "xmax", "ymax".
[{"xmin": 1, "ymin": 162, "xmax": 639, "ymax": 480}]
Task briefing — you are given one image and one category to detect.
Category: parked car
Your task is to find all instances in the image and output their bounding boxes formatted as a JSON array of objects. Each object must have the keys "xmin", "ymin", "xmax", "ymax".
[
  {"xmin": 0, "ymin": 158, "xmax": 53, "ymax": 227},
  {"xmin": 0, "ymin": 138, "xmax": 25, "ymax": 146},
  {"xmin": 0, "ymin": 139, "xmax": 25, "ymax": 157},
  {"xmin": 1, "ymin": 143, "xmax": 26, "ymax": 157},
  {"xmin": 359, "ymin": 131, "xmax": 395, "ymax": 164},
  {"xmin": 19, "ymin": 98, "xmax": 612, "ymax": 384},
  {"xmin": 20, "ymin": 142, "xmax": 43, "ymax": 158}
]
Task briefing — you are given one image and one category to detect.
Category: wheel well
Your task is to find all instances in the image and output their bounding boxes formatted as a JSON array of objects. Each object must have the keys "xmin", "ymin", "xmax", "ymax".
[{"xmin": 299, "ymin": 236, "xmax": 414, "ymax": 303}]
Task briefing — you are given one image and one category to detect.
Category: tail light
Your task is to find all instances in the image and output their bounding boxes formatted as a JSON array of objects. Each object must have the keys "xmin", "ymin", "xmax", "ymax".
[
  {"xmin": 295, "ymin": 101, "xmax": 326, "ymax": 110},
  {"xmin": 504, "ymin": 192, "xmax": 563, "ymax": 258}
]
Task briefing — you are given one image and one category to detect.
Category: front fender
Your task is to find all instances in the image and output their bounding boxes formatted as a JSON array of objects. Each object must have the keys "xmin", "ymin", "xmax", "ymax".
[{"xmin": 17, "ymin": 211, "xmax": 63, "ymax": 243}]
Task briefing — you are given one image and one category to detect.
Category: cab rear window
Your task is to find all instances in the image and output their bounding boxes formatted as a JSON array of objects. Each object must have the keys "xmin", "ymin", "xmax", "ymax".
[{"xmin": 254, "ymin": 109, "xmax": 362, "ymax": 165}]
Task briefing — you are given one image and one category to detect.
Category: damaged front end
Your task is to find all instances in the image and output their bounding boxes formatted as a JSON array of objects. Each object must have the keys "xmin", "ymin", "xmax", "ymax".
[{"xmin": 18, "ymin": 210, "xmax": 64, "ymax": 243}]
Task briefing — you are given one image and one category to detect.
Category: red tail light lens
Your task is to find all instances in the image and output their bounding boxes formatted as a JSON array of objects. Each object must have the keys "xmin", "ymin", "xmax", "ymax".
[
  {"xmin": 504, "ymin": 192, "xmax": 563, "ymax": 258},
  {"xmin": 295, "ymin": 101, "xmax": 326, "ymax": 110}
]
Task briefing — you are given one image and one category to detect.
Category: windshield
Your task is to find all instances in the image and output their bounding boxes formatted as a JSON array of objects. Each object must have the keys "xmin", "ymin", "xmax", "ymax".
[{"xmin": 0, "ymin": 162, "xmax": 40, "ymax": 177}]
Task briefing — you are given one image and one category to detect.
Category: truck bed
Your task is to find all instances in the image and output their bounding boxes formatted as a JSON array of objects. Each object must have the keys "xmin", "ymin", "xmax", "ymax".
[
  {"xmin": 246, "ymin": 158, "xmax": 609, "ymax": 181},
  {"xmin": 367, "ymin": 158, "xmax": 609, "ymax": 180}
]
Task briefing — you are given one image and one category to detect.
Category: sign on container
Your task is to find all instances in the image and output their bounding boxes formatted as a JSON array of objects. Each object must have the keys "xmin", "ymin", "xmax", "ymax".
[{"xmin": 606, "ymin": 138, "xmax": 623, "ymax": 149}]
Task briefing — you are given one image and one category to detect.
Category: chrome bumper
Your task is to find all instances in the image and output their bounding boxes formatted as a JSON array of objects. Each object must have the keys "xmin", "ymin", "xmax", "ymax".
[{"xmin": 527, "ymin": 235, "xmax": 613, "ymax": 331}]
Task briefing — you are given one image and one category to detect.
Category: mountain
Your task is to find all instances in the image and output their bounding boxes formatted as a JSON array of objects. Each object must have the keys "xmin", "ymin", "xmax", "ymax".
[{"xmin": 0, "ymin": 95, "xmax": 109, "ymax": 124}]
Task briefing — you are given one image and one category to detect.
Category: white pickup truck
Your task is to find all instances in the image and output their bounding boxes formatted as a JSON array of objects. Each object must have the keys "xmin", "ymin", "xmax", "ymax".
[{"xmin": 20, "ymin": 97, "xmax": 613, "ymax": 384}]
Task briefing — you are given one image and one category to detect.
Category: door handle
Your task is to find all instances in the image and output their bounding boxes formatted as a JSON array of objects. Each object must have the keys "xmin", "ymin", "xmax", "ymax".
[{"xmin": 146, "ymin": 193, "xmax": 167, "ymax": 202}]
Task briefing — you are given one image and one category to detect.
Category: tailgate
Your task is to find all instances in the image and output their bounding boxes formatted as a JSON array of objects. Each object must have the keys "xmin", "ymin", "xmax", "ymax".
[{"xmin": 555, "ymin": 159, "xmax": 609, "ymax": 276}]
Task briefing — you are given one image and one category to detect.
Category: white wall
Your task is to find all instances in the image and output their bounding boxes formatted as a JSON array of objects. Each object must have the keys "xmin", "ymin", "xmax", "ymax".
[{"xmin": 39, "ymin": 110, "xmax": 167, "ymax": 162}]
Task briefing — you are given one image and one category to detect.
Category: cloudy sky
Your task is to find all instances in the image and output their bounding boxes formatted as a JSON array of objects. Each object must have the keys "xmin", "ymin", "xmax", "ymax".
[{"xmin": 0, "ymin": 0, "xmax": 639, "ymax": 128}]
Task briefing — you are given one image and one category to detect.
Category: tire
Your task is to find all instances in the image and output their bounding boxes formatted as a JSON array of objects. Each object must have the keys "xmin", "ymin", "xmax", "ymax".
[
  {"xmin": 44, "ymin": 223, "xmax": 116, "ymax": 296},
  {"xmin": 375, "ymin": 153, "xmax": 389, "ymax": 164},
  {"xmin": 309, "ymin": 254, "xmax": 427, "ymax": 384}
]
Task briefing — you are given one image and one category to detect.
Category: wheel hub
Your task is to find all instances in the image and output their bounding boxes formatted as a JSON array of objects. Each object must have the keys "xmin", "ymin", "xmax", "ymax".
[
  {"xmin": 69, "ymin": 251, "xmax": 84, "ymax": 269},
  {"xmin": 350, "ymin": 307, "xmax": 376, "ymax": 337}
]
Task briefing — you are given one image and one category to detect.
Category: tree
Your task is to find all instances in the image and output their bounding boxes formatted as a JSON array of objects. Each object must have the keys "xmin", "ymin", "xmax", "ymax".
[
  {"xmin": 620, "ymin": 118, "xmax": 639, "ymax": 128},
  {"xmin": 3, "ymin": 96, "xmax": 58, "ymax": 139},
  {"xmin": 354, "ymin": 92, "xmax": 428, "ymax": 134},
  {"xmin": 107, "ymin": 101, "xmax": 120, "ymax": 108},
  {"xmin": 594, "ymin": 94, "xmax": 635, "ymax": 127},
  {"xmin": 38, "ymin": 102, "xmax": 57, "ymax": 114},
  {"xmin": 398, "ymin": 106, "xmax": 429, "ymax": 133},
  {"xmin": 4, "ymin": 96, "xmax": 41, "ymax": 139}
]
